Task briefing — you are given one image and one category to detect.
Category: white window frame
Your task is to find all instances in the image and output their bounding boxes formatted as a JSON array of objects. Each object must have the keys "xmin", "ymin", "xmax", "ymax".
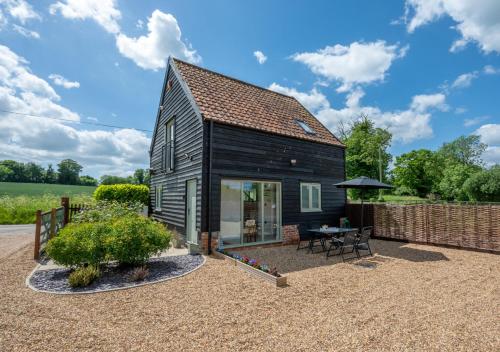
[
  {"xmin": 300, "ymin": 183, "xmax": 322, "ymax": 212},
  {"xmin": 165, "ymin": 118, "xmax": 175, "ymax": 172},
  {"xmin": 155, "ymin": 186, "xmax": 162, "ymax": 211}
]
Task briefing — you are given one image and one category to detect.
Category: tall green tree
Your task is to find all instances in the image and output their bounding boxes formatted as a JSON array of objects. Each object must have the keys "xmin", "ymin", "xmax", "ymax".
[
  {"xmin": 79, "ymin": 175, "xmax": 98, "ymax": 186},
  {"xmin": 57, "ymin": 159, "xmax": 82, "ymax": 185},
  {"xmin": 392, "ymin": 149, "xmax": 437, "ymax": 198},
  {"xmin": 0, "ymin": 164, "xmax": 13, "ymax": 182},
  {"xmin": 24, "ymin": 162, "xmax": 44, "ymax": 183},
  {"xmin": 438, "ymin": 163, "xmax": 481, "ymax": 201},
  {"xmin": 44, "ymin": 164, "xmax": 57, "ymax": 184},
  {"xmin": 133, "ymin": 168, "xmax": 145, "ymax": 184},
  {"xmin": 0, "ymin": 160, "xmax": 26, "ymax": 182},
  {"xmin": 437, "ymin": 135, "xmax": 486, "ymax": 167},
  {"xmin": 342, "ymin": 116, "xmax": 392, "ymax": 199}
]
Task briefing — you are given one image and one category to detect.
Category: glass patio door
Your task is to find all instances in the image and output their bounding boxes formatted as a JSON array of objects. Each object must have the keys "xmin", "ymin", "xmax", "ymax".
[{"xmin": 220, "ymin": 180, "xmax": 281, "ymax": 246}]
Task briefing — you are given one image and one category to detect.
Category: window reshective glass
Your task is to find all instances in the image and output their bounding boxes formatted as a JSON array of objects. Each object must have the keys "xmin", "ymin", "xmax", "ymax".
[
  {"xmin": 300, "ymin": 183, "xmax": 321, "ymax": 212},
  {"xmin": 155, "ymin": 186, "xmax": 162, "ymax": 211},
  {"xmin": 165, "ymin": 118, "xmax": 175, "ymax": 171},
  {"xmin": 296, "ymin": 120, "xmax": 315, "ymax": 134}
]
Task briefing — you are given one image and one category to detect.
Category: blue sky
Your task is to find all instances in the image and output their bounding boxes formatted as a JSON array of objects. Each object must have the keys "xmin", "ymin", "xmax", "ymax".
[{"xmin": 0, "ymin": 0, "xmax": 499, "ymax": 177}]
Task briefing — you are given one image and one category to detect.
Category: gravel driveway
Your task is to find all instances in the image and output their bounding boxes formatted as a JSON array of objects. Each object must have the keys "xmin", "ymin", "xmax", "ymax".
[
  {"xmin": 0, "ymin": 224, "xmax": 34, "ymax": 261},
  {"xmin": 0, "ymin": 239, "xmax": 499, "ymax": 351}
]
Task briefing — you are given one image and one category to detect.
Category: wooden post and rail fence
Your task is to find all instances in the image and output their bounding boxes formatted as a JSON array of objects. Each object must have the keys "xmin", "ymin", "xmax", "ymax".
[
  {"xmin": 33, "ymin": 197, "xmax": 88, "ymax": 260},
  {"xmin": 346, "ymin": 203, "xmax": 500, "ymax": 253}
]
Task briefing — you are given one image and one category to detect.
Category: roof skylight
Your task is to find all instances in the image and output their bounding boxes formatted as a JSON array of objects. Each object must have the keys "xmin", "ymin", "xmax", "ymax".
[{"xmin": 296, "ymin": 119, "xmax": 315, "ymax": 134}]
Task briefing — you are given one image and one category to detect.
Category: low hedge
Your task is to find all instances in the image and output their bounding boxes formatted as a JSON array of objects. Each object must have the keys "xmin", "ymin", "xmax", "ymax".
[{"xmin": 93, "ymin": 184, "xmax": 149, "ymax": 204}]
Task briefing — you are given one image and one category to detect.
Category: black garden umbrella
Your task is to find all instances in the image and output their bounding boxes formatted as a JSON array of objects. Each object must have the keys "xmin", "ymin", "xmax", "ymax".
[{"xmin": 334, "ymin": 176, "xmax": 393, "ymax": 232}]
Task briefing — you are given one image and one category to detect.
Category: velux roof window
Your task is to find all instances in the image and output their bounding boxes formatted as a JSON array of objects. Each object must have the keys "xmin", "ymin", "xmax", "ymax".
[{"xmin": 296, "ymin": 119, "xmax": 315, "ymax": 134}]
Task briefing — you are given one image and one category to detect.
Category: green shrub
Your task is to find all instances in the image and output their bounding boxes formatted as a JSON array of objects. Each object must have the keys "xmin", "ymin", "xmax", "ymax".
[
  {"xmin": 46, "ymin": 222, "xmax": 113, "ymax": 267},
  {"xmin": 93, "ymin": 184, "xmax": 149, "ymax": 204},
  {"xmin": 106, "ymin": 216, "xmax": 171, "ymax": 266},
  {"xmin": 68, "ymin": 265, "xmax": 100, "ymax": 287},
  {"xmin": 463, "ymin": 166, "xmax": 500, "ymax": 202},
  {"xmin": 72, "ymin": 201, "xmax": 143, "ymax": 223}
]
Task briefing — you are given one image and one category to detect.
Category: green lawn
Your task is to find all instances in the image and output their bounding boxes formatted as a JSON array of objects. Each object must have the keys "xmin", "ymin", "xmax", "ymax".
[
  {"xmin": 0, "ymin": 182, "xmax": 96, "ymax": 224},
  {"xmin": 0, "ymin": 182, "xmax": 96, "ymax": 197}
]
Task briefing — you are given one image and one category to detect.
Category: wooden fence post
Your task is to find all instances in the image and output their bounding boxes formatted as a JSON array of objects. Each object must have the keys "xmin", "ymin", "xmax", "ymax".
[
  {"xmin": 34, "ymin": 210, "xmax": 42, "ymax": 260},
  {"xmin": 49, "ymin": 208, "xmax": 56, "ymax": 239},
  {"xmin": 61, "ymin": 197, "xmax": 70, "ymax": 225}
]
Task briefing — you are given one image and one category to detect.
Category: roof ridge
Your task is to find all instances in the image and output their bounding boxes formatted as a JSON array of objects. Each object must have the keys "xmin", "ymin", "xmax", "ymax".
[{"xmin": 172, "ymin": 57, "xmax": 296, "ymax": 100}]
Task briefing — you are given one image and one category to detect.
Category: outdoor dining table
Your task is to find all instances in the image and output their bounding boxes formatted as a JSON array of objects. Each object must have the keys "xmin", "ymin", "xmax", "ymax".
[{"xmin": 306, "ymin": 227, "xmax": 359, "ymax": 253}]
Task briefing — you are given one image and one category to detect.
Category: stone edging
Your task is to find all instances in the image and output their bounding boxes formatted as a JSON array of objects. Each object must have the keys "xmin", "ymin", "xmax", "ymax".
[{"xmin": 25, "ymin": 255, "xmax": 206, "ymax": 295}]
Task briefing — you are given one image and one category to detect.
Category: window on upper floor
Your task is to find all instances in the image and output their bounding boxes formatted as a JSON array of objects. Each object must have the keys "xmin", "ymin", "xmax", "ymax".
[
  {"xmin": 296, "ymin": 119, "xmax": 315, "ymax": 134},
  {"xmin": 162, "ymin": 117, "xmax": 175, "ymax": 172}
]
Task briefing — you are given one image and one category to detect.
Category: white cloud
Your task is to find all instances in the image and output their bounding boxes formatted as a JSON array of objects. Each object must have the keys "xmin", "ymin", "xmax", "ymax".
[
  {"xmin": 253, "ymin": 50, "xmax": 267, "ymax": 64},
  {"xmin": 49, "ymin": 0, "xmax": 121, "ymax": 34},
  {"xmin": 136, "ymin": 19, "xmax": 143, "ymax": 29},
  {"xmin": 404, "ymin": 0, "xmax": 500, "ymax": 53},
  {"xmin": 451, "ymin": 71, "xmax": 478, "ymax": 89},
  {"xmin": 455, "ymin": 107, "xmax": 467, "ymax": 114},
  {"xmin": 292, "ymin": 41, "xmax": 408, "ymax": 92},
  {"xmin": 482, "ymin": 146, "xmax": 500, "ymax": 166},
  {"xmin": 116, "ymin": 9, "xmax": 200, "ymax": 70},
  {"xmin": 271, "ymin": 81, "xmax": 444, "ymax": 143},
  {"xmin": 483, "ymin": 65, "xmax": 500, "ymax": 75},
  {"xmin": 0, "ymin": 43, "xmax": 150, "ymax": 176},
  {"xmin": 475, "ymin": 124, "xmax": 500, "ymax": 145},
  {"xmin": 464, "ymin": 116, "xmax": 489, "ymax": 127},
  {"xmin": 475, "ymin": 123, "xmax": 500, "ymax": 165},
  {"xmin": 48, "ymin": 74, "xmax": 80, "ymax": 89},
  {"xmin": 268, "ymin": 83, "xmax": 329, "ymax": 112},
  {"xmin": 1, "ymin": 0, "xmax": 40, "ymax": 24},
  {"xmin": 12, "ymin": 23, "xmax": 39, "ymax": 38},
  {"xmin": 410, "ymin": 93, "xmax": 448, "ymax": 112}
]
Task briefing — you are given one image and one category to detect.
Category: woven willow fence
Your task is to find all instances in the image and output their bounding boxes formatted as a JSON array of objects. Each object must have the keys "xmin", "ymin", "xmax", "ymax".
[{"xmin": 346, "ymin": 203, "xmax": 499, "ymax": 252}]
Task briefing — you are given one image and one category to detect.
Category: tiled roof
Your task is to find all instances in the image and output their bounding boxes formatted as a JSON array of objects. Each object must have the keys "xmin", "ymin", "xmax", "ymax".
[{"xmin": 172, "ymin": 58, "xmax": 344, "ymax": 147}]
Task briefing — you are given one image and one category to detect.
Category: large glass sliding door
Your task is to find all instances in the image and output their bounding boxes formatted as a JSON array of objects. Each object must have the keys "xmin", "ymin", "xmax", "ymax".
[{"xmin": 220, "ymin": 179, "xmax": 281, "ymax": 247}]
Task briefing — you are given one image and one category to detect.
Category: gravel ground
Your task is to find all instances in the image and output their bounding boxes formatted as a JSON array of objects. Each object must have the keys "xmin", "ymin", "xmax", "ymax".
[
  {"xmin": 0, "ymin": 239, "xmax": 499, "ymax": 351},
  {"xmin": 29, "ymin": 255, "xmax": 204, "ymax": 294}
]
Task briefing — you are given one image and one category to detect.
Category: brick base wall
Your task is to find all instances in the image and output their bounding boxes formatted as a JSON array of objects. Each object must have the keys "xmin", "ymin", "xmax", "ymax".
[
  {"xmin": 201, "ymin": 232, "xmax": 219, "ymax": 254},
  {"xmin": 282, "ymin": 224, "xmax": 299, "ymax": 245}
]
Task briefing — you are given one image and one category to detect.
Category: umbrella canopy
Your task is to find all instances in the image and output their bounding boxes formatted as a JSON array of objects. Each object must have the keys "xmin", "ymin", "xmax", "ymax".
[
  {"xmin": 334, "ymin": 176, "xmax": 393, "ymax": 190},
  {"xmin": 335, "ymin": 176, "xmax": 393, "ymax": 233}
]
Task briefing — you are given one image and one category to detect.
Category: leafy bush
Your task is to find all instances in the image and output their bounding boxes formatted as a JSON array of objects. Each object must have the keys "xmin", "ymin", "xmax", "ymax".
[
  {"xmin": 68, "ymin": 265, "xmax": 100, "ymax": 287},
  {"xmin": 105, "ymin": 216, "xmax": 171, "ymax": 266},
  {"xmin": 93, "ymin": 184, "xmax": 149, "ymax": 204},
  {"xmin": 463, "ymin": 166, "xmax": 500, "ymax": 202},
  {"xmin": 46, "ymin": 222, "xmax": 113, "ymax": 267},
  {"xmin": 72, "ymin": 201, "xmax": 143, "ymax": 223}
]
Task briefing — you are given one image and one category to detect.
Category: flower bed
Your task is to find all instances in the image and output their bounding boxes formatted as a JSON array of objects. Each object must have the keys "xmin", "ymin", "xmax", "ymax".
[{"xmin": 214, "ymin": 250, "xmax": 287, "ymax": 287}]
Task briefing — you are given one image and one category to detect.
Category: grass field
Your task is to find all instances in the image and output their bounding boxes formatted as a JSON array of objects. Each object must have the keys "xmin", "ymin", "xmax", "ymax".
[
  {"xmin": 0, "ymin": 182, "xmax": 96, "ymax": 224},
  {"xmin": 0, "ymin": 182, "xmax": 96, "ymax": 197}
]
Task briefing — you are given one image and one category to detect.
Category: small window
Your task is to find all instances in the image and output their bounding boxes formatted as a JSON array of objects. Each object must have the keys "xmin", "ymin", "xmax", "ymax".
[
  {"xmin": 164, "ymin": 118, "xmax": 175, "ymax": 172},
  {"xmin": 155, "ymin": 186, "xmax": 162, "ymax": 211},
  {"xmin": 300, "ymin": 183, "xmax": 321, "ymax": 212},
  {"xmin": 296, "ymin": 119, "xmax": 315, "ymax": 134}
]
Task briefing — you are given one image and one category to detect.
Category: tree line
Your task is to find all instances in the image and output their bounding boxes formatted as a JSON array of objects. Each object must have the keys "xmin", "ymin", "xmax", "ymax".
[
  {"xmin": 0, "ymin": 159, "xmax": 150, "ymax": 187},
  {"xmin": 342, "ymin": 116, "xmax": 500, "ymax": 202}
]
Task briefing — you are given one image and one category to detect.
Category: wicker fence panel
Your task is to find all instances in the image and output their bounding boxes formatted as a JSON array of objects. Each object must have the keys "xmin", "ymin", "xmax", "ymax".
[{"xmin": 347, "ymin": 203, "xmax": 499, "ymax": 252}]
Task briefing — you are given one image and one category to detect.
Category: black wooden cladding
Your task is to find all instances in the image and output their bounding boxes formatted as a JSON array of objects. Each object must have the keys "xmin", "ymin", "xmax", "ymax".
[
  {"xmin": 149, "ymin": 65, "xmax": 203, "ymax": 234},
  {"xmin": 207, "ymin": 123, "xmax": 346, "ymax": 232}
]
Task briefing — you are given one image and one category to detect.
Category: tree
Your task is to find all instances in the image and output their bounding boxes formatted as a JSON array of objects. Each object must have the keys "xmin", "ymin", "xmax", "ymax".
[
  {"xmin": 57, "ymin": 159, "xmax": 83, "ymax": 185},
  {"xmin": 437, "ymin": 135, "xmax": 486, "ymax": 167},
  {"xmin": 79, "ymin": 175, "xmax": 98, "ymax": 186},
  {"xmin": 24, "ymin": 162, "xmax": 44, "ymax": 183},
  {"xmin": 0, "ymin": 160, "xmax": 26, "ymax": 182},
  {"xmin": 99, "ymin": 175, "xmax": 134, "ymax": 185},
  {"xmin": 463, "ymin": 166, "xmax": 500, "ymax": 202},
  {"xmin": 438, "ymin": 163, "xmax": 480, "ymax": 201},
  {"xmin": 133, "ymin": 168, "xmax": 145, "ymax": 184},
  {"xmin": 342, "ymin": 116, "xmax": 392, "ymax": 199},
  {"xmin": 44, "ymin": 164, "xmax": 57, "ymax": 184},
  {"xmin": 0, "ymin": 164, "xmax": 13, "ymax": 182},
  {"xmin": 392, "ymin": 149, "xmax": 438, "ymax": 198}
]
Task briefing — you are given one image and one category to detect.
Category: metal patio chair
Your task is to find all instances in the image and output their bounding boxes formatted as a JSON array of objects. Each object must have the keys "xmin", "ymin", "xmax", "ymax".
[
  {"xmin": 354, "ymin": 226, "xmax": 373, "ymax": 258},
  {"xmin": 326, "ymin": 230, "xmax": 358, "ymax": 261}
]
